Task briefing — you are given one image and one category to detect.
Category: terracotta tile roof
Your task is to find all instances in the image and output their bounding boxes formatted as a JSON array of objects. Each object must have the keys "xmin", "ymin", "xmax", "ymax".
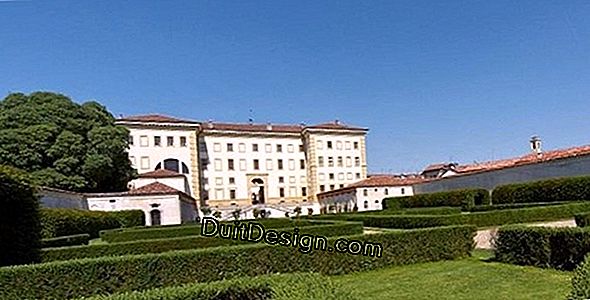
[
  {"xmin": 422, "ymin": 163, "xmax": 450, "ymax": 172},
  {"xmin": 307, "ymin": 120, "xmax": 368, "ymax": 131},
  {"xmin": 86, "ymin": 182, "xmax": 194, "ymax": 200},
  {"xmin": 449, "ymin": 144, "xmax": 590, "ymax": 176},
  {"xmin": 138, "ymin": 169, "xmax": 186, "ymax": 179},
  {"xmin": 117, "ymin": 114, "xmax": 199, "ymax": 124},
  {"xmin": 201, "ymin": 122, "xmax": 303, "ymax": 133}
]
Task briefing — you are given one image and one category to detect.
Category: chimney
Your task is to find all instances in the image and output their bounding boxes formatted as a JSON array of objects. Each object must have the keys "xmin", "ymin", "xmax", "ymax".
[
  {"xmin": 207, "ymin": 119, "xmax": 214, "ymax": 129},
  {"xmin": 266, "ymin": 122, "xmax": 272, "ymax": 131},
  {"xmin": 530, "ymin": 135, "xmax": 542, "ymax": 157},
  {"xmin": 334, "ymin": 119, "xmax": 340, "ymax": 125}
]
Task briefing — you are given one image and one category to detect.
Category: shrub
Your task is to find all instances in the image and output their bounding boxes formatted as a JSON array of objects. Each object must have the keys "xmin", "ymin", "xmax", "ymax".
[
  {"xmin": 41, "ymin": 234, "xmax": 90, "ymax": 248},
  {"xmin": 0, "ymin": 225, "xmax": 475, "ymax": 299},
  {"xmin": 384, "ymin": 188, "xmax": 490, "ymax": 210},
  {"xmin": 467, "ymin": 201, "xmax": 574, "ymax": 212},
  {"xmin": 494, "ymin": 225, "xmax": 590, "ymax": 271},
  {"xmin": 569, "ymin": 254, "xmax": 590, "ymax": 300},
  {"xmin": 100, "ymin": 218, "xmax": 315, "ymax": 243},
  {"xmin": 492, "ymin": 176, "xmax": 590, "ymax": 205},
  {"xmin": 41, "ymin": 208, "xmax": 145, "ymax": 239},
  {"xmin": 372, "ymin": 206, "xmax": 462, "ymax": 215},
  {"xmin": 314, "ymin": 202, "xmax": 590, "ymax": 229},
  {"xmin": 0, "ymin": 165, "xmax": 41, "ymax": 266},
  {"xmin": 84, "ymin": 273, "xmax": 358, "ymax": 300},
  {"xmin": 575, "ymin": 212, "xmax": 590, "ymax": 227},
  {"xmin": 42, "ymin": 222, "xmax": 364, "ymax": 262}
]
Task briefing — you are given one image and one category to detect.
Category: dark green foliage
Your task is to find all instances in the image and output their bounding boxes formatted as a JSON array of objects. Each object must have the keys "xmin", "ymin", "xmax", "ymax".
[
  {"xmin": 0, "ymin": 165, "xmax": 41, "ymax": 266},
  {"xmin": 41, "ymin": 234, "xmax": 90, "ymax": 248},
  {"xmin": 41, "ymin": 208, "xmax": 145, "ymax": 238},
  {"xmin": 384, "ymin": 188, "xmax": 490, "ymax": 210},
  {"xmin": 492, "ymin": 176, "xmax": 590, "ymax": 205},
  {"xmin": 494, "ymin": 226, "xmax": 590, "ymax": 271},
  {"xmin": 312, "ymin": 202, "xmax": 590, "ymax": 229},
  {"xmin": 42, "ymin": 222, "xmax": 364, "ymax": 262},
  {"xmin": 467, "ymin": 201, "xmax": 574, "ymax": 212},
  {"xmin": 84, "ymin": 273, "xmax": 358, "ymax": 300},
  {"xmin": 0, "ymin": 225, "xmax": 475, "ymax": 299},
  {"xmin": 568, "ymin": 255, "xmax": 590, "ymax": 300},
  {"xmin": 0, "ymin": 92, "xmax": 136, "ymax": 192},
  {"xmin": 100, "ymin": 218, "xmax": 314, "ymax": 243},
  {"xmin": 368, "ymin": 206, "xmax": 462, "ymax": 215},
  {"xmin": 575, "ymin": 212, "xmax": 590, "ymax": 227}
]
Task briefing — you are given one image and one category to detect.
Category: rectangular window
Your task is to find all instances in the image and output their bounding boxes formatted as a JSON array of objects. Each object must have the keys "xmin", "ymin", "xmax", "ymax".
[
  {"xmin": 239, "ymin": 159, "xmax": 247, "ymax": 171},
  {"xmin": 338, "ymin": 173, "xmax": 344, "ymax": 180},
  {"xmin": 214, "ymin": 159, "xmax": 222, "ymax": 171},
  {"xmin": 228, "ymin": 159, "xmax": 234, "ymax": 171},
  {"xmin": 214, "ymin": 143, "xmax": 221, "ymax": 152},
  {"xmin": 201, "ymin": 159, "xmax": 208, "ymax": 170},
  {"xmin": 327, "ymin": 141, "xmax": 333, "ymax": 149},
  {"xmin": 384, "ymin": 188, "xmax": 389, "ymax": 195},
  {"xmin": 355, "ymin": 157, "xmax": 360, "ymax": 167},
  {"xmin": 276, "ymin": 144, "xmax": 282, "ymax": 153},
  {"xmin": 356, "ymin": 173, "xmax": 361, "ymax": 179},
  {"xmin": 299, "ymin": 144, "xmax": 304, "ymax": 152},
  {"xmin": 328, "ymin": 157, "xmax": 334, "ymax": 167},
  {"xmin": 401, "ymin": 188, "xmax": 405, "ymax": 195},
  {"xmin": 229, "ymin": 189, "xmax": 236, "ymax": 199},
  {"xmin": 277, "ymin": 159, "xmax": 283, "ymax": 170},
  {"xmin": 354, "ymin": 141, "xmax": 359, "ymax": 149},
  {"xmin": 319, "ymin": 173, "xmax": 325, "ymax": 181},
  {"xmin": 339, "ymin": 184, "xmax": 344, "ymax": 188},
  {"xmin": 289, "ymin": 186, "xmax": 297, "ymax": 197},
  {"xmin": 345, "ymin": 141, "xmax": 351, "ymax": 150},
  {"xmin": 301, "ymin": 187, "xmax": 307, "ymax": 197},
  {"xmin": 279, "ymin": 176, "xmax": 284, "ymax": 183},
  {"xmin": 215, "ymin": 177, "xmax": 223, "ymax": 185},
  {"xmin": 279, "ymin": 187, "xmax": 285, "ymax": 197},
  {"xmin": 300, "ymin": 175, "xmax": 306, "ymax": 183},
  {"xmin": 337, "ymin": 156, "xmax": 343, "ymax": 167},
  {"xmin": 329, "ymin": 173, "xmax": 334, "ymax": 180},
  {"xmin": 265, "ymin": 144, "xmax": 272, "ymax": 153},
  {"xmin": 180, "ymin": 136, "xmax": 187, "ymax": 147},
  {"xmin": 266, "ymin": 159, "xmax": 273, "ymax": 170},
  {"xmin": 329, "ymin": 184, "xmax": 335, "ymax": 190},
  {"xmin": 140, "ymin": 157, "xmax": 150, "ymax": 170},
  {"xmin": 318, "ymin": 156, "xmax": 324, "ymax": 167},
  {"xmin": 128, "ymin": 135, "xmax": 134, "ymax": 146},
  {"xmin": 227, "ymin": 143, "xmax": 233, "ymax": 152},
  {"xmin": 336, "ymin": 141, "xmax": 342, "ymax": 150},
  {"xmin": 229, "ymin": 177, "xmax": 235, "ymax": 185},
  {"xmin": 317, "ymin": 140, "xmax": 323, "ymax": 149},
  {"xmin": 363, "ymin": 189, "xmax": 368, "ymax": 196},
  {"xmin": 289, "ymin": 176, "xmax": 296, "ymax": 183},
  {"xmin": 347, "ymin": 172, "xmax": 353, "ymax": 180},
  {"xmin": 167, "ymin": 136, "xmax": 174, "ymax": 147},
  {"xmin": 215, "ymin": 188, "xmax": 224, "ymax": 200},
  {"xmin": 287, "ymin": 144, "xmax": 294, "ymax": 153},
  {"xmin": 346, "ymin": 157, "xmax": 352, "ymax": 167},
  {"xmin": 288, "ymin": 159, "xmax": 295, "ymax": 170},
  {"xmin": 320, "ymin": 185, "xmax": 325, "ymax": 192},
  {"xmin": 253, "ymin": 159, "xmax": 260, "ymax": 170},
  {"xmin": 300, "ymin": 159, "xmax": 305, "ymax": 169},
  {"xmin": 140, "ymin": 135, "xmax": 148, "ymax": 147},
  {"xmin": 252, "ymin": 144, "xmax": 259, "ymax": 152},
  {"xmin": 154, "ymin": 136, "xmax": 161, "ymax": 147},
  {"xmin": 238, "ymin": 143, "xmax": 246, "ymax": 153}
]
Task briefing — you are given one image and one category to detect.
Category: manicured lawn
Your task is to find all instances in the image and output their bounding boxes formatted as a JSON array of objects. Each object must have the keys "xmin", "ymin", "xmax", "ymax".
[{"xmin": 332, "ymin": 250, "xmax": 572, "ymax": 300}]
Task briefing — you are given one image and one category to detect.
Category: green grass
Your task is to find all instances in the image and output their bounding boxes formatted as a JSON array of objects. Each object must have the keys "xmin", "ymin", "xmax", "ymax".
[{"xmin": 332, "ymin": 250, "xmax": 571, "ymax": 300}]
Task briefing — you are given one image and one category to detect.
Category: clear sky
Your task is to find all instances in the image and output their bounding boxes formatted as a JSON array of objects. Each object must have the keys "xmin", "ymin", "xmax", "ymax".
[{"xmin": 1, "ymin": 1, "xmax": 589, "ymax": 173}]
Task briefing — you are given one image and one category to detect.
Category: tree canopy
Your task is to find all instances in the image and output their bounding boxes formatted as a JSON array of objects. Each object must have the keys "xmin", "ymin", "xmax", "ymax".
[{"xmin": 0, "ymin": 92, "xmax": 135, "ymax": 192}]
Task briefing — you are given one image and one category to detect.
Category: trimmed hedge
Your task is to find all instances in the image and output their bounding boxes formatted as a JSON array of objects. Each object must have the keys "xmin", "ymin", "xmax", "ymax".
[
  {"xmin": 84, "ymin": 273, "xmax": 357, "ymax": 300},
  {"xmin": 0, "ymin": 165, "xmax": 41, "ymax": 266},
  {"xmin": 100, "ymin": 218, "xmax": 315, "ymax": 243},
  {"xmin": 467, "ymin": 201, "xmax": 574, "ymax": 212},
  {"xmin": 384, "ymin": 188, "xmax": 490, "ymax": 210},
  {"xmin": 569, "ymin": 255, "xmax": 590, "ymax": 300},
  {"xmin": 41, "ymin": 234, "xmax": 90, "ymax": 248},
  {"xmin": 42, "ymin": 222, "xmax": 364, "ymax": 262},
  {"xmin": 575, "ymin": 212, "xmax": 590, "ymax": 227},
  {"xmin": 494, "ymin": 225, "xmax": 590, "ymax": 271},
  {"xmin": 0, "ymin": 225, "xmax": 475, "ymax": 299},
  {"xmin": 359, "ymin": 206, "xmax": 462, "ymax": 216},
  {"xmin": 492, "ymin": 176, "xmax": 590, "ymax": 205},
  {"xmin": 313, "ymin": 202, "xmax": 590, "ymax": 229},
  {"xmin": 41, "ymin": 208, "xmax": 145, "ymax": 239}
]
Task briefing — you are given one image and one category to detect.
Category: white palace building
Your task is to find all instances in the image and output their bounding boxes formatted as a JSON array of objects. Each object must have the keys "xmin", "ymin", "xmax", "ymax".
[{"xmin": 116, "ymin": 114, "xmax": 369, "ymax": 220}]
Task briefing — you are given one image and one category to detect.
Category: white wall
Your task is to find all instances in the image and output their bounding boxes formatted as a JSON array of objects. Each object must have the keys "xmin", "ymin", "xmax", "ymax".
[
  {"xmin": 87, "ymin": 195, "xmax": 188, "ymax": 226},
  {"xmin": 318, "ymin": 185, "xmax": 414, "ymax": 213}
]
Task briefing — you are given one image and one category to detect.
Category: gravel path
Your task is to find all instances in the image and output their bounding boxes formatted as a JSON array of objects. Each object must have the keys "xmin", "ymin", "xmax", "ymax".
[{"xmin": 474, "ymin": 219, "xmax": 576, "ymax": 249}]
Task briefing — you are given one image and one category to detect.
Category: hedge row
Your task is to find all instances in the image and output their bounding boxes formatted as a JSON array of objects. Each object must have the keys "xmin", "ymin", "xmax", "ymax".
[
  {"xmin": 576, "ymin": 212, "xmax": 590, "ymax": 227},
  {"xmin": 314, "ymin": 202, "xmax": 590, "ymax": 229},
  {"xmin": 466, "ymin": 201, "xmax": 574, "ymax": 213},
  {"xmin": 42, "ymin": 222, "xmax": 364, "ymax": 262},
  {"xmin": 384, "ymin": 188, "xmax": 490, "ymax": 210},
  {"xmin": 368, "ymin": 206, "xmax": 462, "ymax": 216},
  {"xmin": 84, "ymin": 273, "xmax": 357, "ymax": 300},
  {"xmin": 569, "ymin": 255, "xmax": 590, "ymax": 299},
  {"xmin": 492, "ymin": 176, "xmax": 590, "ymax": 205},
  {"xmin": 41, "ymin": 234, "xmax": 90, "ymax": 248},
  {"xmin": 494, "ymin": 225, "xmax": 590, "ymax": 271},
  {"xmin": 41, "ymin": 208, "xmax": 145, "ymax": 239},
  {"xmin": 100, "ymin": 218, "xmax": 315, "ymax": 243},
  {"xmin": 0, "ymin": 225, "xmax": 475, "ymax": 299},
  {"xmin": 0, "ymin": 165, "xmax": 41, "ymax": 266}
]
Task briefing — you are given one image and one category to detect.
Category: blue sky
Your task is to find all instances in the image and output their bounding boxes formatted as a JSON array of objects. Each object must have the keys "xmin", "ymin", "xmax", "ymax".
[{"xmin": 1, "ymin": 1, "xmax": 590, "ymax": 173}]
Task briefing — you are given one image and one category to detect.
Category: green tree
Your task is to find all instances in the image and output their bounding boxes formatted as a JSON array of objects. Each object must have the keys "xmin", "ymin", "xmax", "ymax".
[{"xmin": 0, "ymin": 92, "xmax": 135, "ymax": 192}]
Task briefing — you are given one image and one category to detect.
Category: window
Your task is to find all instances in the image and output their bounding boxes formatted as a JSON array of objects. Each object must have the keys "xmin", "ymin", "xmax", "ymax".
[
  {"xmin": 319, "ymin": 173, "xmax": 325, "ymax": 181},
  {"xmin": 253, "ymin": 159, "xmax": 260, "ymax": 170},
  {"xmin": 276, "ymin": 144, "xmax": 282, "ymax": 152},
  {"xmin": 279, "ymin": 176, "xmax": 284, "ymax": 183},
  {"xmin": 229, "ymin": 189, "xmax": 236, "ymax": 199},
  {"xmin": 227, "ymin": 143, "xmax": 233, "ymax": 152},
  {"xmin": 347, "ymin": 172, "xmax": 353, "ymax": 180},
  {"xmin": 363, "ymin": 189, "xmax": 368, "ymax": 196},
  {"xmin": 266, "ymin": 159, "xmax": 273, "ymax": 170},
  {"xmin": 355, "ymin": 157, "xmax": 360, "ymax": 167},
  {"xmin": 228, "ymin": 159, "xmax": 234, "ymax": 171},
  {"xmin": 288, "ymin": 159, "xmax": 295, "ymax": 170},
  {"xmin": 238, "ymin": 143, "xmax": 246, "ymax": 152},
  {"xmin": 140, "ymin": 157, "xmax": 150, "ymax": 170},
  {"xmin": 337, "ymin": 156, "xmax": 343, "ymax": 167},
  {"xmin": 385, "ymin": 188, "xmax": 389, "ymax": 195},
  {"xmin": 346, "ymin": 157, "xmax": 352, "ymax": 167},
  {"xmin": 328, "ymin": 157, "xmax": 334, "ymax": 167},
  {"xmin": 201, "ymin": 159, "xmax": 208, "ymax": 169},
  {"xmin": 401, "ymin": 188, "xmax": 405, "ymax": 195},
  {"xmin": 288, "ymin": 144, "xmax": 294, "ymax": 153},
  {"xmin": 318, "ymin": 156, "xmax": 324, "ymax": 167},
  {"xmin": 300, "ymin": 175, "xmax": 306, "ymax": 183},
  {"xmin": 329, "ymin": 173, "xmax": 334, "ymax": 180},
  {"xmin": 356, "ymin": 173, "xmax": 361, "ymax": 179},
  {"xmin": 354, "ymin": 141, "xmax": 359, "ymax": 149},
  {"xmin": 300, "ymin": 159, "xmax": 305, "ymax": 169},
  {"xmin": 317, "ymin": 140, "xmax": 323, "ymax": 149},
  {"xmin": 140, "ymin": 136, "xmax": 148, "ymax": 147},
  {"xmin": 279, "ymin": 188, "xmax": 285, "ymax": 197},
  {"xmin": 338, "ymin": 173, "xmax": 344, "ymax": 180},
  {"xmin": 215, "ymin": 188, "xmax": 224, "ymax": 199},
  {"xmin": 299, "ymin": 144, "xmax": 304, "ymax": 152},
  {"xmin": 180, "ymin": 136, "xmax": 187, "ymax": 147},
  {"xmin": 150, "ymin": 210, "xmax": 161, "ymax": 226},
  {"xmin": 364, "ymin": 201, "xmax": 368, "ymax": 209},
  {"xmin": 320, "ymin": 185, "xmax": 325, "ymax": 192},
  {"xmin": 214, "ymin": 143, "xmax": 221, "ymax": 152},
  {"xmin": 252, "ymin": 143, "xmax": 259, "ymax": 152},
  {"xmin": 215, "ymin": 177, "xmax": 223, "ymax": 185},
  {"xmin": 345, "ymin": 141, "xmax": 351, "ymax": 150},
  {"xmin": 340, "ymin": 184, "xmax": 344, "ymax": 188},
  {"xmin": 154, "ymin": 136, "xmax": 161, "ymax": 147},
  {"xmin": 167, "ymin": 136, "xmax": 174, "ymax": 147},
  {"xmin": 289, "ymin": 176, "xmax": 296, "ymax": 183},
  {"xmin": 329, "ymin": 184, "xmax": 335, "ymax": 190},
  {"xmin": 277, "ymin": 159, "xmax": 283, "ymax": 170},
  {"xmin": 289, "ymin": 186, "xmax": 297, "ymax": 197},
  {"xmin": 229, "ymin": 177, "xmax": 235, "ymax": 185},
  {"xmin": 336, "ymin": 141, "xmax": 342, "ymax": 150},
  {"xmin": 327, "ymin": 141, "xmax": 333, "ymax": 149},
  {"xmin": 239, "ymin": 159, "xmax": 247, "ymax": 171},
  {"xmin": 265, "ymin": 144, "xmax": 272, "ymax": 153},
  {"xmin": 214, "ymin": 159, "xmax": 222, "ymax": 171},
  {"xmin": 128, "ymin": 135, "xmax": 134, "ymax": 146},
  {"xmin": 302, "ymin": 187, "xmax": 307, "ymax": 196}
]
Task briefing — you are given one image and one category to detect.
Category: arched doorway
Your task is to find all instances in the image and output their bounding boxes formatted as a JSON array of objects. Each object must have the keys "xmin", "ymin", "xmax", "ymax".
[
  {"xmin": 150, "ymin": 209, "xmax": 161, "ymax": 226},
  {"xmin": 250, "ymin": 178, "xmax": 265, "ymax": 205}
]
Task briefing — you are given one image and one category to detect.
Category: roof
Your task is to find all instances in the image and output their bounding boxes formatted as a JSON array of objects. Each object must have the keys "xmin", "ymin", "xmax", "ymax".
[
  {"xmin": 117, "ymin": 114, "xmax": 200, "ymax": 124},
  {"xmin": 138, "ymin": 169, "xmax": 186, "ymax": 179},
  {"xmin": 422, "ymin": 163, "xmax": 451, "ymax": 172},
  {"xmin": 201, "ymin": 122, "xmax": 303, "ymax": 133},
  {"xmin": 306, "ymin": 120, "xmax": 368, "ymax": 132},
  {"xmin": 86, "ymin": 182, "xmax": 195, "ymax": 201},
  {"xmin": 317, "ymin": 175, "xmax": 426, "ymax": 197}
]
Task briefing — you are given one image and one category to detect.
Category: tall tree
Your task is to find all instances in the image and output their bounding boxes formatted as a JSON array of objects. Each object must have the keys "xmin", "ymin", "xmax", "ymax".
[{"xmin": 0, "ymin": 92, "xmax": 135, "ymax": 192}]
